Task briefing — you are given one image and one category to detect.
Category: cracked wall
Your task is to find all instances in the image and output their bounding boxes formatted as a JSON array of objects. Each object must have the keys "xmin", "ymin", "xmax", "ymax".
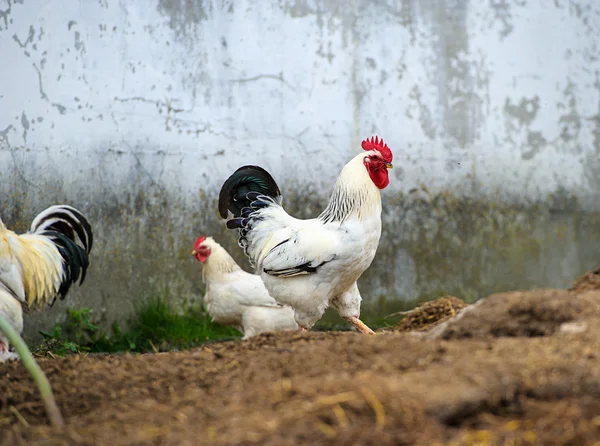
[{"xmin": 1, "ymin": 0, "xmax": 600, "ymax": 336}]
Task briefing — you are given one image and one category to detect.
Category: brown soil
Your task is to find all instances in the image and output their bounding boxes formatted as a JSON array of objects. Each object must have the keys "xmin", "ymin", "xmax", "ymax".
[
  {"xmin": 570, "ymin": 267, "xmax": 600, "ymax": 294},
  {"xmin": 385, "ymin": 296, "xmax": 468, "ymax": 332},
  {"xmin": 2, "ymin": 289, "xmax": 600, "ymax": 445}
]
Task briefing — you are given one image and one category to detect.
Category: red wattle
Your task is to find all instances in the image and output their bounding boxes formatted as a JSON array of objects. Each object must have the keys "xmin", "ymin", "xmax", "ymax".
[{"xmin": 366, "ymin": 165, "xmax": 390, "ymax": 189}]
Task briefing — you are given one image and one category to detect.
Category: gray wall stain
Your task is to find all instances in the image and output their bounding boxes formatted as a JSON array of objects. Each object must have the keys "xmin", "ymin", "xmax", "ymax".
[
  {"xmin": 12, "ymin": 24, "xmax": 34, "ymax": 47},
  {"xmin": 488, "ymin": 0, "xmax": 527, "ymax": 39},
  {"xmin": 408, "ymin": 85, "xmax": 437, "ymax": 140},
  {"xmin": 0, "ymin": 0, "xmax": 24, "ymax": 31},
  {"xmin": 504, "ymin": 96, "xmax": 539, "ymax": 127},
  {"xmin": 19, "ymin": 111, "xmax": 28, "ymax": 143},
  {"xmin": 523, "ymin": 130, "xmax": 547, "ymax": 160},
  {"xmin": 558, "ymin": 81, "xmax": 582, "ymax": 143},
  {"xmin": 425, "ymin": 0, "xmax": 480, "ymax": 148},
  {"xmin": 157, "ymin": 0, "xmax": 210, "ymax": 35}
]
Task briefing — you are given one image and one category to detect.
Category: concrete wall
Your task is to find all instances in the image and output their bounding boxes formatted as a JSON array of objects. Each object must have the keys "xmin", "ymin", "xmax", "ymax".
[{"xmin": 1, "ymin": 0, "xmax": 599, "ymax": 335}]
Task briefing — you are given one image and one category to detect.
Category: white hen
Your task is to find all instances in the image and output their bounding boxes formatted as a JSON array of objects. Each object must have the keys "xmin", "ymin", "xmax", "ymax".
[
  {"xmin": 192, "ymin": 236, "xmax": 298, "ymax": 339},
  {"xmin": 218, "ymin": 136, "xmax": 393, "ymax": 333}
]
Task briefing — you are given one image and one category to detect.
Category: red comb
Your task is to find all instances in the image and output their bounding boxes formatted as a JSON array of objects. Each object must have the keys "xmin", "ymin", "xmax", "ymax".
[
  {"xmin": 194, "ymin": 236, "xmax": 206, "ymax": 249},
  {"xmin": 361, "ymin": 136, "xmax": 393, "ymax": 163}
]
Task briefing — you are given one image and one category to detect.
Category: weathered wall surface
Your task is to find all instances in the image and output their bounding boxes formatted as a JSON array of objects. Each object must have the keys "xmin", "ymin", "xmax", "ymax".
[{"xmin": 1, "ymin": 0, "xmax": 599, "ymax": 336}]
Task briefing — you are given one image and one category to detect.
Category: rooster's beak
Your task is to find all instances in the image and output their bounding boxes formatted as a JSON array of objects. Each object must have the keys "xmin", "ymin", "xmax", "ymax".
[
  {"xmin": 191, "ymin": 250, "xmax": 197, "ymax": 256},
  {"xmin": 385, "ymin": 163, "xmax": 393, "ymax": 169}
]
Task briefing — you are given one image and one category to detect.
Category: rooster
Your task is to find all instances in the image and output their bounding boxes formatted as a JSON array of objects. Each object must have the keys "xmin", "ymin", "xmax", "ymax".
[
  {"xmin": 218, "ymin": 136, "xmax": 393, "ymax": 334},
  {"xmin": 192, "ymin": 235, "xmax": 298, "ymax": 339},
  {"xmin": 0, "ymin": 205, "xmax": 93, "ymax": 361}
]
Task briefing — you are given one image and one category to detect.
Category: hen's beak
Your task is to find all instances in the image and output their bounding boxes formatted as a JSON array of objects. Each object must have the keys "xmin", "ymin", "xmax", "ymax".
[
  {"xmin": 385, "ymin": 163, "xmax": 393, "ymax": 169},
  {"xmin": 191, "ymin": 250, "xmax": 197, "ymax": 256}
]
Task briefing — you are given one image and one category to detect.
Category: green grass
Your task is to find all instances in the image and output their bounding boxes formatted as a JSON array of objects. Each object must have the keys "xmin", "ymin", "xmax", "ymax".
[
  {"xmin": 34, "ymin": 288, "xmax": 479, "ymax": 356},
  {"xmin": 34, "ymin": 297, "xmax": 241, "ymax": 356}
]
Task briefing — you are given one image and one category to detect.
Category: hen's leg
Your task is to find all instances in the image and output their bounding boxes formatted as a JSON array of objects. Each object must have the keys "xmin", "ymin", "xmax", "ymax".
[{"xmin": 345, "ymin": 316, "xmax": 375, "ymax": 334}]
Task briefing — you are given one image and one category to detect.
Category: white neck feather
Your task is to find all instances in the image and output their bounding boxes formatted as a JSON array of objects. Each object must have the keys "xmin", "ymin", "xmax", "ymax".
[
  {"xmin": 201, "ymin": 239, "xmax": 242, "ymax": 283},
  {"xmin": 319, "ymin": 153, "xmax": 382, "ymax": 224}
]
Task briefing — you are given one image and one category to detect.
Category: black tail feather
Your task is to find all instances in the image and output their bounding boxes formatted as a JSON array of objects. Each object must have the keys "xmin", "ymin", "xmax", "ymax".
[
  {"xmin": 218, "ymin": 165, "xmax": 281, "ymax": 219},
  {"xmin": 226, "ymin": 218, "xmax": 246, "ymax": 230},
  {"xmin": 250, "ymin": 199, "xmax": 275, "ymax": 209},
  {"xmin": 240, "ymin": 207, "xmax": 254, "ymax": 218},
  {"xmin": 42, "ymin": 231, "xmax": 90, "ymax": 304}
]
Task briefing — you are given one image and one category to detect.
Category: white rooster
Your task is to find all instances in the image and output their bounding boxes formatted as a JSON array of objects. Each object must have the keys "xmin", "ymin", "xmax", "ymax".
[
  {"xmin": 218, "ymin": 136, "xmax": 393, "ymax": 334},
  {"xmin": 192, "ymin": 235, "xmax": 298, "ymax": 339},
  {"xmin": 0, "ymin": 205, "xmax": 93, "ymax": 361}
]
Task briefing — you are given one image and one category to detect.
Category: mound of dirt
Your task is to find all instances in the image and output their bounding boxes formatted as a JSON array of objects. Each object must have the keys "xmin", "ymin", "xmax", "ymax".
[
  {"xmin": 388, "ymin": 296, "xmax": 468, "ymax": 332},
  {"xmin": 2, "ymin": 289, "xmax": 600, "ymax": 445},
  {"xmin": 427, "ymin": 288, "xmax": 598, "ymax": 339},
  {"xmin": 570, "ymin": 267, "xmax": 600, "ymax": 294}
]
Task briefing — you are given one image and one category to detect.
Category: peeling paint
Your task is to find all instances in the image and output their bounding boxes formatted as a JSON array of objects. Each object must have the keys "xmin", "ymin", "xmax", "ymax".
[
  {"xmin": 488, "ymin": 0, "xmax": 527, "ymax": 39},
  {"xmin": 12, "ymin": 24, "xmax": 34, "ymax": 48},
  {"xmin": 0, "ymin": 0, "xmax": 23, "ymax": 31},
  {"xmin": 522, "ymin": 130, "xmax": 547, "ymax": 160},
  {"xmin": 157, "ymin": 0, "xmax": 210, "ymax": 32},
  {"xmin": 74, "ymin": 31, "xmax": 85, "ymax": 53},
  {"xmin": 557, "ymin": 81, "xmax": 581, "ymax": 142},
  {"xmin": 19, "ymin": 111, "xmax": 28, "ymax": 143},
  {"xmin": 504, "ymin": 96, "xmax": 540, "ymax": 127}
]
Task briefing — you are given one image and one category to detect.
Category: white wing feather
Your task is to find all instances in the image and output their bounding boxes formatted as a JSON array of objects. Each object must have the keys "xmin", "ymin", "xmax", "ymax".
[
  {"xmin": 246, "ymin": 205, "xmax": 340, "ymax": 278},
  {"xmin": 224, "ymin": 271, "xmax": 281, "ymax": 308}
]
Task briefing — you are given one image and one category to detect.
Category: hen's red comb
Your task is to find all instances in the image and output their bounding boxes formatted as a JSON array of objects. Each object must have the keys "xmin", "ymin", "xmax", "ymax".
[
  {"xmin": 194, "ymin": 236, "xmax": 207, "ymax": 250},
  {"xmin": 361, "ymin": 136, "xmax": 393, "ymax": 162}
]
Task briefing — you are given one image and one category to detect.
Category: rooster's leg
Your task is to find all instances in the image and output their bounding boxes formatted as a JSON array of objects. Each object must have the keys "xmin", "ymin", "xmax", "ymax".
[{"xmin": 346, "ymin": 316, "xmax": 375, "ymax": 334}]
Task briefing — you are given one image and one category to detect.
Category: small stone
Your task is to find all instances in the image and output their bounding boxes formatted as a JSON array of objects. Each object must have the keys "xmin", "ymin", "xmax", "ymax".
[{"xmin": 559, "ymin": 321, "xmax": 588, "ymax": 334}]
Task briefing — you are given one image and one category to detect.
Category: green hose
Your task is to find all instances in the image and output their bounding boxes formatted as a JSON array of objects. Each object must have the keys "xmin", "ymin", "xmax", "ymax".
[{"xmin": 0, "ymin": 315, "xmax": 64, "ymax": 428}]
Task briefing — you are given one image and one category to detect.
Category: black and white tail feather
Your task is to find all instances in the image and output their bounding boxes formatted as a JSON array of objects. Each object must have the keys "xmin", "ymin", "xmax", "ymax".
[
  {"xmin": 218, "ymin": 166, "xmax": 283, "ymax": 261},
  {"xmin": 29, "ymin": 205, "xmax": 93, "ymax": 253},
  {"xmin": 30, "ymin": 205, "xmax": 94, "ymax": 302}
]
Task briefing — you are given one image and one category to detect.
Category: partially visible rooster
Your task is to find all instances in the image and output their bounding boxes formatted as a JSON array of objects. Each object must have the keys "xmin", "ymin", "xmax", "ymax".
[
  {"xmin": 218, "ymin": 136, "xmax": 393, "ymax": 333},
  {"xmin": 192, "ymin": 235, "xmax": 298, "ymax": 339},
  {"xmin": 0, "ymin": 205, "xmax": 93, "ymax": 361}
]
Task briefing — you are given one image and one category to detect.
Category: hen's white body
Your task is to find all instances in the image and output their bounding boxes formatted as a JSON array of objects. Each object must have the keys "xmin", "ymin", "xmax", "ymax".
[
  {"xmin": 199, "ymin": 237, "xmax": 298, "ymax": 339},
  {"xmin": 241, "ymin": 153, "xmax": 383, "ymax": 329}
]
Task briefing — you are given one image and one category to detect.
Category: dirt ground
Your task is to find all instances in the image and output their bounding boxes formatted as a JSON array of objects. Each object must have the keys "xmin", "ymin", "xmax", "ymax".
[
  {"xmin": 2, "ymin": 288, "xmax": 600, "ymax": 445},
  {"xmin": 383, "ymin": 295, "xmax": 468, "ymax": 333}
]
